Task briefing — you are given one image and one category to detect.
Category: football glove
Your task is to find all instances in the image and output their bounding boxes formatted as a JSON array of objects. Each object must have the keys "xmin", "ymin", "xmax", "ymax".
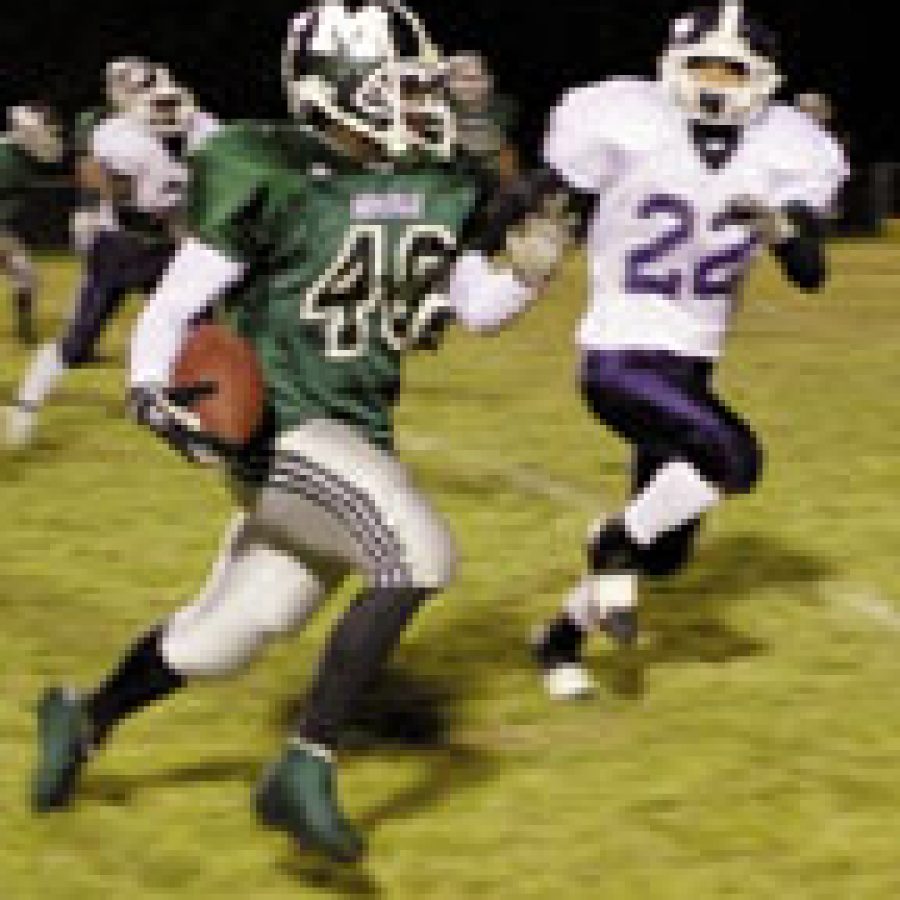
[
  {"xmin": 503, "ymin": 198, "xmax": 578, "ymax": 288},
  {"xmin": 727, "ymin": 195, "xmax": 794, "ymax": 245},
  {"xmin": 130, "ymin": 384, "xmax": 226, "ymax": 467}
]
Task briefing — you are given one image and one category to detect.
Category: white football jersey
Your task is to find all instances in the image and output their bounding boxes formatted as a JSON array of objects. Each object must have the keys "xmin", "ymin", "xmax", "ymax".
[
  {"xmin": 543, "ymin": 79, "xmax": 849, "ymax": 359},
  {"xmin": 90, "ymin": 110, "xmax": 220, "ymax": 214}
]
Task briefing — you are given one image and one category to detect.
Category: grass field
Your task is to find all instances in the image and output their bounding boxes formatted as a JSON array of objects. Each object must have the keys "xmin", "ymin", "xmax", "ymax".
[{"xmin": 1, "ymin": 239, "xmax": 899, "ymax": 899}]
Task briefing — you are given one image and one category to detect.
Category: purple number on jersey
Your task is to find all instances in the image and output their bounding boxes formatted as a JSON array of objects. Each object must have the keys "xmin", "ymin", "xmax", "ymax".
[
  {"xmin": 695, "ymin": 211, "xmax": 760, "ymax": 298},
  {"xmin": 625, "ymin": 197, "xmax": 759, "ymax": 300},
  {"xmin": 625, "ymin": 194, "xmax": 692, "ymax": 299}
]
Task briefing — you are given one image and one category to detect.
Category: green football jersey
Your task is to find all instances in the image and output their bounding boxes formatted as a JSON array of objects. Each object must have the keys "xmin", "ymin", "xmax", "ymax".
[
  {"xmin": 70, "ymin": 106, "xmax": 109, "ymax": 160},
  {"xmin": 187, "ymin": 122, "xmax": 493, "ymax": 449},
  {"xmin": 0, "ymin": 137, "xmax": 57, "ymax": 229}
]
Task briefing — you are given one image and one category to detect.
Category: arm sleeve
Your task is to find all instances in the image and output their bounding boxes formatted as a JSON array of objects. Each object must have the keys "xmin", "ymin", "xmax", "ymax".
[
  {"xmin": 447, "ymin": 251, "xmax": 534, "ymax": 334},
  {"xmin": 771, "ymin": 203, "xmax": 828, "ymax": 292},
  {"xmin": 130, "ymin": 238, "xmax": 245, "ymax": 386}
]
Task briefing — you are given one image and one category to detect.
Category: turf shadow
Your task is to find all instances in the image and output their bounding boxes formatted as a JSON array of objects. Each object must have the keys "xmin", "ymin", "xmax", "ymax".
[
  {"xmin": 639, "ymin": 530, "xmax": 833, "ymax": 668},
  {"xmin": 81, "ymin": 757, "xmax": 264, "ymax": 806},
  {"xmin": 279, "ymin": 855, "xmax": 382, "ymax": 897},
  {"xmin": 278, "ymin": 666, "xmax": 496, "ymax": 822}
]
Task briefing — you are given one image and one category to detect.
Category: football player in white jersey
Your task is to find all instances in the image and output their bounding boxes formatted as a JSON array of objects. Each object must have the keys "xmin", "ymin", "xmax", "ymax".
[
  {"xmin": 4, "ymin": 73, "xmax": 219, "ymax": 448},
  {"xmin": 532, "ymin": 2, "xmax": 849, "ymax": 698}
]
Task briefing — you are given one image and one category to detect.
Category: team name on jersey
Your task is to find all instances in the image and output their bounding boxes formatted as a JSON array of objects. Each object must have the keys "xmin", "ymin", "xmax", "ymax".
[{"xmin": 352, "ymin": 192, "xmax": 424, "ymax": 221}]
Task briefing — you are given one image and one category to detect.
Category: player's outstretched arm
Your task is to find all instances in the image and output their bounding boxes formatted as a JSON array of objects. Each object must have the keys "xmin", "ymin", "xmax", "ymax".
[{"xmin": 449, "ymin": 169, "xmax": 588, "ymax": 334}]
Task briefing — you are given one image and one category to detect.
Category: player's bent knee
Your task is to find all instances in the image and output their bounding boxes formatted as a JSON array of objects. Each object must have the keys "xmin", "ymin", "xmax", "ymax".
[
  {"xmin": 162, "ymin": 576, "xmax": 324, "ymax": 677},
  {"xmin": 689, "ymin": 427, "xmax": 763, "ymax": 496},
  {"xmin": 403, "ymin": 519, "xmax": 457, "ymax": 591}
]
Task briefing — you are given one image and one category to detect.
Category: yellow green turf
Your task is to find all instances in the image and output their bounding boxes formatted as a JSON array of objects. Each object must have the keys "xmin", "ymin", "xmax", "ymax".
[{"xmin": 1, "ymin": 241, "xmax": 899, "ymax": 898}]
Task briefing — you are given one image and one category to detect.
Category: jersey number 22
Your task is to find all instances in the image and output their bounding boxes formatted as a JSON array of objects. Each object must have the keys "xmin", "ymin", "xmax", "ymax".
[{"xmin": 625, "ymin": 194, "xmax": 759, "ymax": 300}]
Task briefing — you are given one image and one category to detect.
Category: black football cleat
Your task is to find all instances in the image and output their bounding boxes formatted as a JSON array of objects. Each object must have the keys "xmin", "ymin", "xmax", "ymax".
[{"xmin": 532, "ymin": 614, "xmax": 594, "ymax": 698}]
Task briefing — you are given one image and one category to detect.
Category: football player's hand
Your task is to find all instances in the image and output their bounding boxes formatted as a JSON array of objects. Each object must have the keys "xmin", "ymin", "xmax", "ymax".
[
  {"xmin": 501, "ymin": 194, "xmax": 580, "ymax": 288},
  {"xmin": 728, "ymin": 196, "xmax": 794, "ymax": 245},
  {"xmin": 129, "ymin": 385, "xmax": 227, "ymax": 467}
]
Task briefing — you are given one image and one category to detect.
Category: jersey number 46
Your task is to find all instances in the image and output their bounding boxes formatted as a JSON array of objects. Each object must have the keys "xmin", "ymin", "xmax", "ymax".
[{"xmin": 302, "ymin": 223, "xmax": 456, "ymax": 360}]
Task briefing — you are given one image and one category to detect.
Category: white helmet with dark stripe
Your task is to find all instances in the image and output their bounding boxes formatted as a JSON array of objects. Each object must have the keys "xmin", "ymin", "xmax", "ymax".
[
  {"xmin": 133, "ymin": 79, "xmax": 197, "ymax": 138},
  {"xmin": 660, "ymin": 2, "xmax": 783, "ymax": 127}
]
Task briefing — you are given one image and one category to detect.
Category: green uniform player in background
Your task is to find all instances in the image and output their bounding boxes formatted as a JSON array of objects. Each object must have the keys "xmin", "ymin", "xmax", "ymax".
[
  {"xmin": 33, "ymin": 1, "xmax": 574, "ymax": 863},
  {"xmin": 0, "ymin": 106, "xmax": 64, "ymax": 343}
]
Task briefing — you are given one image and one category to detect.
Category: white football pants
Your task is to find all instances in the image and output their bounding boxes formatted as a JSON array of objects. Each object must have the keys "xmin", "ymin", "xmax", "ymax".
[{"xmin": 162, "ymin": 418, "xmax": 457, "ymax": 677}]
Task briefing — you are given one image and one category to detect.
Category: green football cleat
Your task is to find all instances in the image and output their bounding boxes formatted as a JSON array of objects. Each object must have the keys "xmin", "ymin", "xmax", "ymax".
[
  {"xmin": 256, "ymin": 741, "xmax": 365, "ymax": 864},
  {"xmin": 33, "ymin": 687, "xmax": 92, "ymax": 812}
]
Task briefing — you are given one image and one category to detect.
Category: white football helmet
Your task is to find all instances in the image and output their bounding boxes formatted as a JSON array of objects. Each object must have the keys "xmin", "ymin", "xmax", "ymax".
[
  {"xmin": 106, "ymin": 57, "xmax": 170, "ymax": 113},
  {"xmin": 7, "ymin": 105, "xmax": 63, "ymax": 164},
  {"xmin": 660, "ymin": 2, "xmax": 783, "ymax": 127},
  {"xmin": 133, "ymin": 80, "xmax": 197, "ymax": 138},
  {"xmin": 283, "ymin": 1, "xmax": 457, "ymax": 158}
]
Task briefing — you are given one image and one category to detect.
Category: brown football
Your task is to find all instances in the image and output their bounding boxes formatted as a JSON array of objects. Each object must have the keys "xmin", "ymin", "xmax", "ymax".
[{"xmin": 171, "ymin": 321, "xmax": 265, "ymax": 445}]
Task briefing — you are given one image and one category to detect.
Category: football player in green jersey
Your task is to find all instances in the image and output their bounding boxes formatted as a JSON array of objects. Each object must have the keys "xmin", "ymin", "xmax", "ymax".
[
  {"xmin": 0, "ymin": 105, "xmax": 64, "ymax": 343},
  {"xmin": 33, "ymin": 1, "xmax": 575, "ymax": 863}
]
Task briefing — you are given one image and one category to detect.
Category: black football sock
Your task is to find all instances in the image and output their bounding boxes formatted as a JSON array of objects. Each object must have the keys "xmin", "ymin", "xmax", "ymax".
[
  {"xmin": 588, "ymin": 517, "xmax": 642, "ymax": 574},
  {"xmin": 14, "ymin": 289, "xmax": 35, "ymax": 344},
  {"xmin": 535, "ymin": 614, "xmax": 586, "ymax": 668},
  {"xmin": 86, "ymin": 629, "xmax": 186, "ymax": 746},
  {"xmin": 296, "ymin": 587, "xmax": 432, "ymax": 750}
]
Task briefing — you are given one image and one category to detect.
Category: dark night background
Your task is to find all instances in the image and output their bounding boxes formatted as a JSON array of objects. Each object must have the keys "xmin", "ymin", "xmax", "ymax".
[{"xmin": 1, "ymin": 2, "xmax": 889, "ymax": 163}]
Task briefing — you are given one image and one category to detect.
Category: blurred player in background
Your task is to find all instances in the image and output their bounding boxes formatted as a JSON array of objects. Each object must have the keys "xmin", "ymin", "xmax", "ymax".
[
  {"xmin": 3, "ymin": 65, "xmax": 219, "ymax": 448},
  {"xmin": 32, "ymin": 0, "xmax": 571, "ymax": 863},
  {"xmin": 0, "ymin": 105, "xmax": 65, "ymax": 343},
  {"xmin": 68, "ymin": 59, "xmax": 174, "ymax": 253},
  {"xmin": 532, "ymin": 1, "xmax": 849, "ymax": 698}
]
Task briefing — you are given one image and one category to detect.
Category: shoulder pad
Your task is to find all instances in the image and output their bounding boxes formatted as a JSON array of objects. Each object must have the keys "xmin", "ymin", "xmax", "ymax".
[
  {"xmin": 543, "ymin": 79, "xmax": 671, "ymax": 192},
  {"xmin": 754, "ymin": 105, "xmax": 850, "ymax": 211}
]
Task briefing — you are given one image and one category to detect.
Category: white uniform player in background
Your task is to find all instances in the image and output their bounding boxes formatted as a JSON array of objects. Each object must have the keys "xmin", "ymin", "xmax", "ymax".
[
  {"xmin": 533, "ymin": 1, "xmax": 849, "ymax": 697},
  {"xmin": 4, "ymin": 68, "xmax": 219, "ymax": 449}
]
